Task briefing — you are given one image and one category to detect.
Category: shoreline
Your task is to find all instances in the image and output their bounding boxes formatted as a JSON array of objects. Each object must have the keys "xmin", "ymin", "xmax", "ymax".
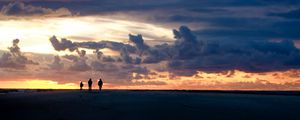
[{"xmin": 1, "ymin": 89, "xmax": 300, "ymax": 96}]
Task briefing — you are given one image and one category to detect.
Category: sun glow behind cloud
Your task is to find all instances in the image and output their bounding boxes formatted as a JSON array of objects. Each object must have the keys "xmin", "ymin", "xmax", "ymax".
[{"xmin": 0, "ymin": 16, "xmax": 173, "ymax": 54}]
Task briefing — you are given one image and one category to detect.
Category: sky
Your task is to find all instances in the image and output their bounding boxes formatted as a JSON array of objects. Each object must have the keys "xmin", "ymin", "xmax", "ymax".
[{"xmin": 1, "ymin": 0, "xmax": 300, "ymax": 90}]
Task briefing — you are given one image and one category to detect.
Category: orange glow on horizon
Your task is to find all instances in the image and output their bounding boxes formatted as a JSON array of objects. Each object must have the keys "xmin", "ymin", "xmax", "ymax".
[
  {"xmin": 0, "ymin": 80, "xmax": 76, "ymax": 89},
  {"xmin": 1, "ymin": 70, "xmax": 300, "ymax": 90}
]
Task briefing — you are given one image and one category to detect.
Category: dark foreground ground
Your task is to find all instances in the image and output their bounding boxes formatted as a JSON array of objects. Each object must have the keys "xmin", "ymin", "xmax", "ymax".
[{"xmin": 1, "ymin": 90, "xmax": 300, "ymax": 120}]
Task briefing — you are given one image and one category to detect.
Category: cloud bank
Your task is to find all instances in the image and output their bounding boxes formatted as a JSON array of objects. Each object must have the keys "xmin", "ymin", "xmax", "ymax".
[
  {"xmin": 50, "ymin": 26, "xmax": 300, "ymax": 77},
  {"xmin": 1, "ymin": 0, "xmax": 300, "ymax": 89},
  {"xmin": 0, "ymin": 39, "xmax": 38, "ymax": 69},
  {"xmin": 0, "ymin": 2, "xmax": 73, "ymax": 17}
]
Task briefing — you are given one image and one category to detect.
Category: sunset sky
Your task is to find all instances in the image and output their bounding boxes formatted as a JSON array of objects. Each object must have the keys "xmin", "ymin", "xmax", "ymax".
[{"xmin": 1, "ymin": 0, "xmax": 300, "ymax": 90}]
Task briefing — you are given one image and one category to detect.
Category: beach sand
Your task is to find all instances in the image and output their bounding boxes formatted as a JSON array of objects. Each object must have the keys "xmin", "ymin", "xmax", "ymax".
[{"xmin": 0, "ymin": 90, "xmax": 300, "ymax": 120}]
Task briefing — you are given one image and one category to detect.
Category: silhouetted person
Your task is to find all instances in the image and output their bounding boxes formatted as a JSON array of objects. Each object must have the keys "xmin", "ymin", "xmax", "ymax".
[
  {"xmin": 80, "ymin": 81, "xmax": 84, "ymax": 91},
  {"xmin": 98, "ymin": 79, "xmax": 103, "ymax": 91},
  {"xmin": 88, "ymin": 78, "xmax": 93, "ymax": 91}
]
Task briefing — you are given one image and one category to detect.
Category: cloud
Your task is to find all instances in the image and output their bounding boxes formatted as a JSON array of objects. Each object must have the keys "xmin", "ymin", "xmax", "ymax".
[
  {"xmin": 102, "ymin": 56, "xmax": 116, "ymax": 62},
  {"xmin": 142, "ymin": 43, "xmax": 172, "ymax": 63},
  {"xmin": 3, "ymin": 25, "xmax": 300, "ymax": 88},
  {"xmin": 1, "ymin": 2, "xmax": 73, "ymax": 17},
  {"xmin": 49, "ymin": 36, "xmax": 91, "ymax": 71},
  {"xmin": 0, "ymin": 53, "xmax": 26, "ymax": 69},
  {"xmin": 120, "ymin": 47, "xmax": 133, "ymax": 64},
  {"xmin": 94, "ymin": 49, "xmax": 103, "ymax": 60},
  {"xmin": 50, "ymin": 37, "xmax": 148, "ymax": 84},
  {"xmin": 50, "ymin": 35, "xmax": 145, "ymax": 65},
  {"xmin": 58, "ymin": 50, "xmax": 91, "ymax": 71},
  {"xmin": 3, "ymin": 0, "xmax": 300, "ymax": 42},
  {"xmin": 131, "ymin": 26, "xmax": 300, "ymax": 76},
  {"xmin": 167, "ymin": 26, "xmax": 300, "ymax": 75},
  {"xmin": 268, "ymin": 8, "xmax": 300, "ymax": 19},
  {"xmin": 91, "ymin": 61, "xmax": 119, "ymax": 72},
  {"xmin": 48, "ymin": 55, "xmax": 64, "ymax": 70},
  {"xmin": 50, "ymin": 36, "xmax": 136, "ymax": 53},
  {"xmin": 15, "ymin": 0, "xmax": 299, "ymax": 16},
  {"xmin": 50, "ymin": 25, "xmax": 300, "ymax": 77},
  {"xmin": 2, "ymin": 0, "xmax": 300, "ymax": 89},
  {"xmin": 68, "ymin": 49, "xmax": 91, "ymax": 71},
  {"xmin": 50, "ymin": 35, "xmax": 153, "ymax": 83},
  {"xmin": 62, "ymin": 54, "xmax": 79, "ymax": 62},
  {"xmin": 167, "ymin": 15, "xmax": 300, "ymax": 40},
  {"xmin": 90, "ymin": 61, "xmax": 151, "ymax": 83},
  {"xmin": 0, "ymin": 39, "xmax": 38, "ymax": 69},
  {"xmin": 49, "ymin": 36, "xmax": 78, "ymax": 52},
  {"xmin": 131, "ymin": 81, "xmax": 167, "ymax": 85},
  {"xmin": 129, "ymin": 34, "xmax": 149, "ymax": 55}
]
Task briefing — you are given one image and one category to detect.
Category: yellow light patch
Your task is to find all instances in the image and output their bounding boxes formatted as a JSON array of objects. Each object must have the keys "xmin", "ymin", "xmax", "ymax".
[{"xmin": 0, "ymin": 80, "xmax": 76, "ymax": 89}]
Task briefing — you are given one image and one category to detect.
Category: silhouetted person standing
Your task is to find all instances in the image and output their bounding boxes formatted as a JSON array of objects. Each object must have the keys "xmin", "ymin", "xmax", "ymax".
[
  {"xmin": 98, "ymin": 79, "xmax": 103, "ymax": 91},
  {"xmin": 88, "ymin": 78, "xmax": 93, "ymax": 91},
  {"xmin": 80, "ymin": 81, "xmax": 84, "ymax": 91}
]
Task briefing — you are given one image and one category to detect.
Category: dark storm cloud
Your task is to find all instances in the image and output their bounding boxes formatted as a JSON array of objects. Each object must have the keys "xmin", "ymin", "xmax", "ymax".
[
  {"xmin": 168, "ymin": 15, "xmax": 300, "ymax": 40},
  {"xmin": 50, "ymin": 35, "xmax": 143, "ymax": 65},
  {"xmin": 50, "ymin": 36, "xmax": 152, "ymax": 82},
  {"xmin": 166, "ymin": 26, "xmax": 300, "ymax": 75},
  {"xmin": 50, "ymin": 38, "xmax": 91, "ymax": 71},
  {"xmin": 2, "ymin": 0, "xmax": 298, "ymax": 16},
  {"xmin": 0, "ymin": 2, "xmax": 72, "ymax": 17},
  {"xmin": 19, "ymin": 0, "xmax": 298, "ymax": 14},
  {"xmin": 268, "ymin": 9, "xmax": 300, "ymax": 19},
  {"xmin": 129, "ymin": 34, "xmax": 149, "ymax": 55},
  {"xmin": 0, "ymin": 39, "xmax": 38, "ymax": 69},
  {"xmin": 2, "ymin": 0, "xmax": 300, "ymax": 41},
  {"xmin": 50, "ymin": 36, "xmax": 136, "ymax": 53},
  {"xmin": 50, "ymin": 25, "xmax": 300, "ymax": 77},
  {"xmin": 120, "ymin": 47, "xmax": 133, "ymax": 64},
  {"xmin": 2, "ymin": 0, "xmax": 299, "ymax": 78},
  {"xmin": 167, "ymin": 26, "xmax": 300, "ymax": 74},
  {"xmin": 168, "ymin": 16, "xmax": 272, "ymax": 29}
]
